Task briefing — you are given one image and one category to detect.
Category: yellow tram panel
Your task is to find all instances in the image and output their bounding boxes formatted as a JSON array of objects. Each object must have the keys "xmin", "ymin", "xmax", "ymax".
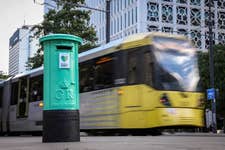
[
  {"xmin": 153, "ymin": 108, "xmax": 204, "ymax": 127},
  {"xmin": 118, "ymin": 85, "xmax": 204, "ymax": 129}
]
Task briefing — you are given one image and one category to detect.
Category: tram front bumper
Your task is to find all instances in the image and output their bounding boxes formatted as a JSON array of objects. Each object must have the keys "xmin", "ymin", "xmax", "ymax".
[{"xmin": 153, "ymin": 107, "xmax": 204, "ymax": 127}]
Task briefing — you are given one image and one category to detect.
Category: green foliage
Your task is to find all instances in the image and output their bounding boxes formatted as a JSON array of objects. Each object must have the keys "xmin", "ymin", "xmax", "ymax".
[
  {"xmin": 0, "ymin": 72, "xmax": 9, "ymax": 79},
  {"xmin": 27, "ymin": 0, "xmax": 97, "ymax": 69},
  {"xmin": 198, "ymin": 44, "xmax": 225, "ymax": 117},
  {"xmin": 26, "ymin": 47, "xmax": 44, "ymax": 70}
]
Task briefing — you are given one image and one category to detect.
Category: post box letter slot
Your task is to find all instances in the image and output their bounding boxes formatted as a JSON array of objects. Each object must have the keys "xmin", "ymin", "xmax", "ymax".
[{"xmin": 56, "ymin": 44, "xmax": 73, "ymax": 50}]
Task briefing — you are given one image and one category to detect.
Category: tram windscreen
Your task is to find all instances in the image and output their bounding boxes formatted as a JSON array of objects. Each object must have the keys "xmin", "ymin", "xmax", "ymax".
[{"xmin": 153, "ymin": 36, "xmax": 200, "ymax": 92}]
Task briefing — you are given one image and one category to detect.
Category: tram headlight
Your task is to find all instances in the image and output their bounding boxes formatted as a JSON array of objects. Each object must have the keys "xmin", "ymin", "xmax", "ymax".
[
  {"xmin": 160, "ymin": 93, "xmax": 171, "ymax": 107},
  {"xmin": 117, "ymin": 89, "xmax": 124, "ymax": 95},
  {"xmin": 39, "ymin": 101, "xmax": 44, "ymax": 107}
]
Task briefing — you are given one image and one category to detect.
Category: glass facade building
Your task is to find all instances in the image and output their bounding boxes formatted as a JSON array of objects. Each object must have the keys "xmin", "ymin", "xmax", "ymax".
[{"xmin": 8, "ymin": 26, "xmax": 39, "ymax": 75}]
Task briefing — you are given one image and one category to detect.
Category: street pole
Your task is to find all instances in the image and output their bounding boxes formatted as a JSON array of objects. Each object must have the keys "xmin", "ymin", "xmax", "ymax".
[
  {"xmin": 106, "ymin": 0, "xmax": 110, "ymax": 43},
  {"xmin": 75, "ymin": 1, "xmax": 111, "ymax": 43},
  {"xmin": 208, "ymin": 0, "xmax": 217, "ymax": 133}
]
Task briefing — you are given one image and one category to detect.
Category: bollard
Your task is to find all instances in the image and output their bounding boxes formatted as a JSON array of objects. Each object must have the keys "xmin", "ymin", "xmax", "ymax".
[{"xmin": 40, "ymin": 34, "xmax": 82, "ymax": 142}]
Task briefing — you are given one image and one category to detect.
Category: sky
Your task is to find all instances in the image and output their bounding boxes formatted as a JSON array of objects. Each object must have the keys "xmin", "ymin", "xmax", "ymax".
[{"xmin": 0, "ymin": 0, "xmax": 43, "ymax": 74}]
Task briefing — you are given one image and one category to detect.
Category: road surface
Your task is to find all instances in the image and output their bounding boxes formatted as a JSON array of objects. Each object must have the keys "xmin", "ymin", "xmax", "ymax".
[{"xmin": 0, "ymin": 133, "xmax": 224, "ymax": 150}]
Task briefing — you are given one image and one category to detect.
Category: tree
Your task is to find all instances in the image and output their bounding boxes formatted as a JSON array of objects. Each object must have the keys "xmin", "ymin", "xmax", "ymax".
[
  {"xmin": 198, "ymin": 44, "xmax": 225, "ymax": 123},
  {"xmin": 0, "ymin": 71, "xmax": 9, "ymax": 80},
  {"xmin": 27, "ymin": 0, "xmax": 98, "ymax": 69}
]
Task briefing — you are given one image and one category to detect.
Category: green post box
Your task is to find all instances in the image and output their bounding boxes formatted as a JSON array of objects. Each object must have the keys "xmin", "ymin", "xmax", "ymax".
[{"xmin": 40, "ymin": 34, "xmax": 82, "ymax": 142}]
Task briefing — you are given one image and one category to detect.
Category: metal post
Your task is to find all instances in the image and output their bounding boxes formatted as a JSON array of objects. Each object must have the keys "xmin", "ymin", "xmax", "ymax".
[
  {"xmin": 208, "ymin": 0, "xmax": 217, "ymax": 133},
  {"xmin": 74, "ymin": 1, "xmax": 111, "ymax": 43},
  {"xmin": 106, "ymin": 0, "xmax": 110, "ymax": 43}
]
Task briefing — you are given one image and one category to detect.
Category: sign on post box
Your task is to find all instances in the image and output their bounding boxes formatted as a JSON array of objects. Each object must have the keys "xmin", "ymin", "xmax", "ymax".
[{"xmin": 59, "ymin": 53, "xmax": 70, "ymax": 68}]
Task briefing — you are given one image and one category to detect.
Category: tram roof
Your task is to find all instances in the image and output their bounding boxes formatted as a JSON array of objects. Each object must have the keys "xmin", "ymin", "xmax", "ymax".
[
  {"xmin": 9, "ymin": 32, "xmax": 188, "ymax": 79},
  {"xmin": 0, "ymin": 80, "xmax": 4, "ymax": 85},
  {"xmin": 78, "ymin": 32, "xmax": 187, "ymax": 62},
  {"xmin": 78, "ymin": 38, "xmax": 123, "ymax": 62},
  {"xmin": 12, "ymin": 66, "xmax": 43, "ymax": 80}
]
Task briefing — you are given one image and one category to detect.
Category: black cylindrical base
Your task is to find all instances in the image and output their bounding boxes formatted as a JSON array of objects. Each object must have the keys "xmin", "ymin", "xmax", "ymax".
[{"xmin": 42, "ymin": 110, "xmax": 80, "ymax": 142}]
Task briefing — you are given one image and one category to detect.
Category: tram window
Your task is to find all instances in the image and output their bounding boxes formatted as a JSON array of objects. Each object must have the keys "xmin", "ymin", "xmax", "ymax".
[
  {"xmin": 19, "ymin": 78, "xmax": 27, "ymax": 101},
  {"xmin": 128, "ymin": 51, "xmax": 138, "ymax": 84},
  {"xmin": 11, "ymin": 82, "xmax": 18, "ymax": 105},
  {"xmin": 94, "ymin": 56, "xmax": 114, "ymax": 90},
  {"xmin": 0, "ymin": 87, "xmax": 3, "ymax": 108},
  {"xmin": 29, "ymin": 75, "xmax": 43, "ymax": 102},
  {"xmin": 143, "ymin": 52, "xmax": 153, "ymax": 86},
  {"xmin": 79, "ymin": 62, "xmax": 94, "ymax": 92},
  {"xmin": 158, "ymin": 67, "xmax": 181, "ymax": 91}
]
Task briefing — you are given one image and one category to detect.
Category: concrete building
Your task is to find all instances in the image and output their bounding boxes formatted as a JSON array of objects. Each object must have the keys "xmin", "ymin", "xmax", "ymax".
[
  {"xmin": 44, "ymin": 0, "xmax": 58, "ymax": 14},
  {"xmin": 8, "ymin": 26, "xmax": 39, "ymax": 76},
  {"xmin": 85, "ymin": 0, "xmax": 225, "ymax": 50}
]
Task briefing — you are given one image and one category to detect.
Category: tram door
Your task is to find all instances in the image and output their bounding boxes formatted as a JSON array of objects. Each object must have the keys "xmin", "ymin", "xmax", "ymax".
[{"xmin": 17, "ymin": 77, "xmax": 29, "ymax": 118}]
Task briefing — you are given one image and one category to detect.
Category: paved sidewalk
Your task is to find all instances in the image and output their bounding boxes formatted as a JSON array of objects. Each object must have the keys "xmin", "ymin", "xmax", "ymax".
[
  {"xmin": 0, "ymin": 134, "xmax": 225, "ymax": 150},
  {"xmin": 163, "ymin": 132, "xmax": 225, "ymax": 136}
]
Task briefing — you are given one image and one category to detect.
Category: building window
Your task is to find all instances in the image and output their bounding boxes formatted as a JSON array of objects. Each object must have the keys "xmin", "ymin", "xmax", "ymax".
[
  {"xmin": 218, "ymin": 12, "xmax": 225, "ymax": 29},
  {"xmin": 103, "ymin": 27, "xmax": 105, "ymax": 41},
  {"xmin": 99, "ymin": 11, "xmax": 101, "ymax": 23},
  {"xmin": 177, "ymin": 29, "xmax": 188, "ymax": 36},
  {"xmin": 117, "ymin": 0, "xmax": 119, "ymax": 11},
  {"xmin": 135, "ymin": 7, "xmax": 137, "ymax": 23},
  {"xmin": 191, "ymin": 30, "xmax": 202, "ymax": 49},
  {"xmin": 114, "ymin": 0, "xmax": 116, "ymax": 13},
  {"xmin": 110, "ymin": 0, "xmax": 113, "ymax": 13},
  {"xmin": 190, "ymin": 0, "xmax": 201, "ymax": 6},
  {"xmin": 218, "ymin": 32, "xmax": 225, "ymax": 45},
  {"xmin": 147, "ymin": 2, "xmax": 159, "ymax": 22},
  {"xmin": 128, "ymin": 10, "xmax": 130, "ymax": 26},
  {"xmin": 162, "ymin": 5, "xmax": 173, "ymax": 23},
  {"xmin": 132, "ymin": 8, "xmax": 134, "ymax": 25},
  {"xmin": 176, "ymin": 0, "xmax": 187, "ymax": 3},
  {"xmin": 117, "ymin": 17, "xmax": 119, "ymax": 32},
  {"xmin": 125, "ymin": 13, "xmax": 127, "ymax": 28},
  {"xmin": 121, "ymin": 15, "xmax": 123, "ymax": 30},
  {"xmin": 177, "ymin": 6, "xmax": 188, "ymax": 25},
  {"xmin": 162, "ymin": 27, "xmax": 173, "ymax": 33},
  {"xmin": 99, "ymin": 28, "xmax": 101, "ymax": 41},
  {"xmin": 110, "ymin": 21, "xmax": 113, "ymax": 35},
  {"xmin": 205, "ymin": 0, "xmax": 213, "ymax": 7},
  {"xmin": 205, "ymin": 11, "xmax": 215, "ymax": 27},
  {"xmin": 114, "ymin": 20, "xmax": 116, "ymax": 34},
  {"xmin": 191, "ymin": 8, "xmax": 201, "ymax": 26},
  {"xmin": 147, "ymin": 25, "xmax": 159, "ymax": 32},
  {"xmin": 218, "ymin": 0, "xmax": 225, "ymax": 9}
]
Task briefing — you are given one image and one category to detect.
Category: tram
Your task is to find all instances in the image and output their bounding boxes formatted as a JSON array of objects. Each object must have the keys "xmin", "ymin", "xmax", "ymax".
[{"xmin": 0, "ymin": 32, "xmax": 205, "ymax": 135}]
